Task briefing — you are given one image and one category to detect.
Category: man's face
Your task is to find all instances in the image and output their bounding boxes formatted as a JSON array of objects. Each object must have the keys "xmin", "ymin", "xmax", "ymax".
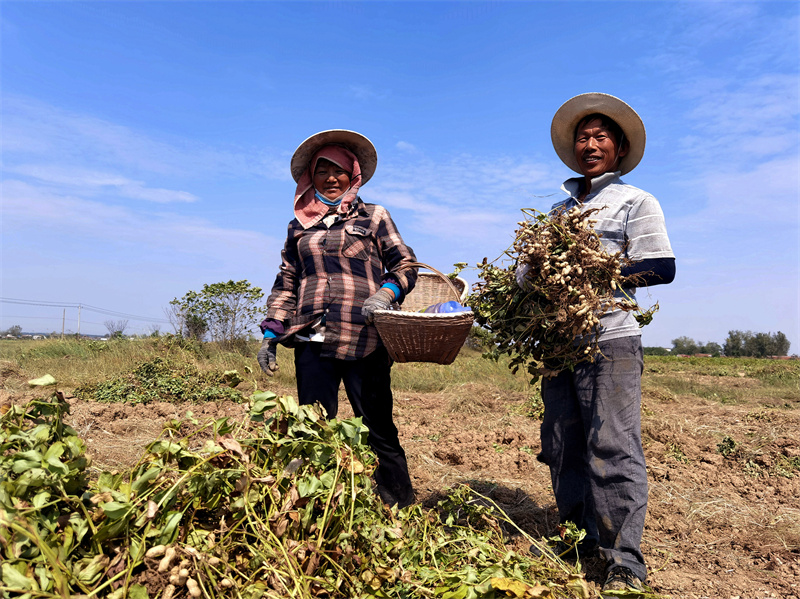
[{"xmin": 573, "ymin": 118, "xmax": 628, "ymax": 179}]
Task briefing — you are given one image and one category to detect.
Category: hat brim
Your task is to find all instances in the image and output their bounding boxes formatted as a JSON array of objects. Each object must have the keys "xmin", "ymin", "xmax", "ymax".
[
  {"xmin": 290, "ymin": 129, "xmax": 378, "ymax": 184},
  {"xmin": 551, "ymin": 93, "xmax": 646, "ymax": 176}
]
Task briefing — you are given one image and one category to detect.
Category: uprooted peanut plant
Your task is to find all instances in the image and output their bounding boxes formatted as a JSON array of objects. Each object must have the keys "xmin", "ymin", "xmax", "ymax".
[
  {"xmin": 1, "ymin": 392, "xmax": 600, "ymax": 599},
  {"xmin": 468, "ymin": 206, "xmax": 656, "ymax": 381}
]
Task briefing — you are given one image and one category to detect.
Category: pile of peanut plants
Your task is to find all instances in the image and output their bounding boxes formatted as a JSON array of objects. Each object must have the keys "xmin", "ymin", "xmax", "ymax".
[
  {"xmin": 74, "ymin": 357, "xmax": 245, "ymax": 405},
  {"xmin": 468, "ymin": 207, "xmax": 654, "ymax": 381},
  {"xmin": 1, "ymin": 393, "xmax": 589, "ymax": 598}
]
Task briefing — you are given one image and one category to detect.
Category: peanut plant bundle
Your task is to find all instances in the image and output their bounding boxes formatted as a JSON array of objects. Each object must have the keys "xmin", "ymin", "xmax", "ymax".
[
  {"xmin": 1, "ymin": 393, "xmax": 590, "ymax": 599},
  {"xmin": 468, "ymin": 206, "xmax": 654, "ymax": 381}
]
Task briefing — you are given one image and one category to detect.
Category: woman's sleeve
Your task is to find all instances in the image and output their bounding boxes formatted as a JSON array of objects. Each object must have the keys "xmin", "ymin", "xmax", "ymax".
[
  {"xmin": 375, "ymin": 207, "xmax": 418, "ymax": 298},
  {"xmin": 265, "ymin": 224, "xmax": 300, "ymax": 321}
]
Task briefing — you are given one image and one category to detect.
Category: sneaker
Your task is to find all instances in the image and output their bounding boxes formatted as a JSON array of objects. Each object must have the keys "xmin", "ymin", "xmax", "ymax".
[{"xmin": 602, "ymin": 566, "xmax": 644, "ymax": 594}]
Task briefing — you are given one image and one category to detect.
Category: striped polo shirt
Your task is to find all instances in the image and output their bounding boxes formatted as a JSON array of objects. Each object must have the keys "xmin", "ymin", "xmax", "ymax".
[{"xmin": 552, "ymin": 171, "xmax": 674, "ymax": 341}]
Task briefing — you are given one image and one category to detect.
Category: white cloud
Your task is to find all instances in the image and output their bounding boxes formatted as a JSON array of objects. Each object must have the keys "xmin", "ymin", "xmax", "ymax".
[
  {"xmin": 5, "ymin": 164, "xmax": 198, "ymax": 203},
  {"xmin": 2, "ymin": 180, "xmax": 277, "ymax": 259},
  {"xmin": 348, "ymin": 84, "xmax": 387, "ymax": 101},
  {"xmin": 396, "ymin": 141, "xmax": 417, "ymax": 153},
  {"xmin": 1, "ymin": 95, "xmax": 287, "ymax": 181}
]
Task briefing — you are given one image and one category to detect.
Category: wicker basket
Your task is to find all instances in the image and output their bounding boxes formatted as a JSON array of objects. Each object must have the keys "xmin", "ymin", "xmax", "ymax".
[{"xmin": 373, "ymin": 263, "xmax": 474, "ymax": 365}]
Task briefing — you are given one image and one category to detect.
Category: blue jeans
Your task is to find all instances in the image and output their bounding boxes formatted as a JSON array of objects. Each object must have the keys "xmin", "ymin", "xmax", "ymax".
[
  {"xmin": 294, "ymin": 343, "xmax": 413, "ymax": 504},
  {"xmin": 539, "ymin": 336, "xmax": 647, "ymax": 581}
]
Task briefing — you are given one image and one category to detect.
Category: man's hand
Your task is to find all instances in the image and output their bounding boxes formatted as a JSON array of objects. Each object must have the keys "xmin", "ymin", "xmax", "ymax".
[
  {"xmin": 362, "ymin": 288, "xmax": 395, "ymax": 324},
  {"xmin": 257, "ymin": 339, "xmax": 279, "ymax": 376},
  {"xmin": 516, "ymin": 263, "xmax": 533, "ymax": 290}
]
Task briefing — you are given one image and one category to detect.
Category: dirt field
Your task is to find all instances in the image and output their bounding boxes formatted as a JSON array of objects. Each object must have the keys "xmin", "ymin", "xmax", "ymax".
[{"xmin": 2, "ymin": 358, "xmax": 799, "ymax": 599}]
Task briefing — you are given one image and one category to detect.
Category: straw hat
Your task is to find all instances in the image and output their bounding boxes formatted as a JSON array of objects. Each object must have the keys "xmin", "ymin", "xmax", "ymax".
[
  {"xmin": 290, "ymin": 129, "xmax": 378, "ymax": 184},
  {"xmin": 551, "ymin": 93, "xmax": 646, "ymax": 175}
]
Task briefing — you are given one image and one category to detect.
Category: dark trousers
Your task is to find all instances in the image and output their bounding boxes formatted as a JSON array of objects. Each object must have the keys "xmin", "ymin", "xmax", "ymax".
[
  {"xmin": 294, "ymin": 343, "xmax": 413, "ymax": 500},
  {"xmin": 539, "ymin": 336, "xmax": 648, "ymax": 582}
]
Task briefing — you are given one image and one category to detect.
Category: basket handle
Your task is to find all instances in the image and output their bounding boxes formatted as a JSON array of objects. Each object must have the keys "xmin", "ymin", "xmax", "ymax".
[{"xmin": 395, "ymin": 261, "xmax": 465, "ymax": 303}]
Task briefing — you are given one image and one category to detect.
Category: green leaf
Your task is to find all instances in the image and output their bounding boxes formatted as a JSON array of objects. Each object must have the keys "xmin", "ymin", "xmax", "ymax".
[
  {"xmin": 297, "ymin": 476, "xmax": 323, "ymax": 497},
  {"xmin": 75, "ymin": 553, "xmax": 110, "ymax": 584},
  {"xmin": 32, "ymin": 490, "xmax": 51, "ymax": 509},
  {"xmin": 101, "ymin": 501, "xmax": 132, "ymax": 520},
  {"xmin": 131, "ymin": 467, "xmax": 161, "ymax": 494},
  {"xmin": 12, "ymin": 458, "xmax": 41, "ymax": 474},
  {"xmin": 1, "ymin": 562, "xmax": 34, "ymax": 590},
  {"xmin": 146, "ymin": 440, "xmax": 184, "ymax": 457},
  {"xmin": 43, "ymin": 442, "xmax": 65, "ymax": 461},
  {"xmin": 27, "ymin": 374, "xmax": 57, "ymax": 387},
  {"xmin": 45, "ymin": 455, "xmax": 69, "ymax": 476},
  {"xmin": 157, "ymin": 510, "xmax": 183, "ymax": 545},
  {"xmin": 128, "ymin": 583, "xmax": 150, "ymax": 599}
]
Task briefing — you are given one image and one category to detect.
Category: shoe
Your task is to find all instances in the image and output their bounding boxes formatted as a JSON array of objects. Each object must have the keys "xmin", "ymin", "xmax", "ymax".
[
  {"xmin": 376, "ymin": 483, "xmax": 415, "ymax": 509},
  {"xmin": 602, "ymin": 566, "xmax": 644, "ymax": 594}
]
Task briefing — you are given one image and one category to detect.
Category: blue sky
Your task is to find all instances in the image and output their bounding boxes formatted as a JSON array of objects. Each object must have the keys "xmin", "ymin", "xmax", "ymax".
[{"xmin": 1, "ymin": 1, "xmax": 798, "ymax": 351}]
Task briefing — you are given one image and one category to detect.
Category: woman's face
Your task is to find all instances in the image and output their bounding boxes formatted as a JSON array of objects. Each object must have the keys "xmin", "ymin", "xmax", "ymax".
[{"xmin": 313, "ymin": 158, "xmax": 352, "ymax": 201}]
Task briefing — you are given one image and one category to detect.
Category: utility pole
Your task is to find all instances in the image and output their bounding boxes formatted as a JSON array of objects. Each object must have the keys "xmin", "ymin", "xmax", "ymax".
[
  {"xmin": 77, "ymin": 304, "xmax": 81, "ymax": 338},
  {"xmin": 62, "ymin": 309, "xmax": 66, "ymax": 339}
]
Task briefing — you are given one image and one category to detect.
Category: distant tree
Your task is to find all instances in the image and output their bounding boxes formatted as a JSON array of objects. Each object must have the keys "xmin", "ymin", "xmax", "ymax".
[
  {"xmin": 103, "ymin": 319, "xmax": 129, "ymax": 338},
  {"xmin": 169, "ymin": 280, "xmax": 264, "ymax": 344},
  {"xmin": 166, "ymin": 295, "xmax": 208, "ymax": 340},
  {"xmin": 671, "ymin": 336, "xmax": 699, "ymax": 355},
  {"xmin": 745, "ymin": 332, "xmax": 771, "ymax": 358},
  {"xmin": 643, "ymin": 346, "xmax": 670, "ymax": 356},
  {"xmin": 3, "ymin": 325, "xmax": 22, "ymax": 337},
  {"xmin": 724, "ymin": 330, "xmax": 790, "ymax": 357},
  {"xmin": 724, "ymin": 330, "xmax": 746, "ymax": 357},
  {"xmin": 699, "ymin": 342, "xmax": 722, "ymax": 356},
  {"xmin": 771, "ymin": 331, "xmax": 791, "ymax": 356}
]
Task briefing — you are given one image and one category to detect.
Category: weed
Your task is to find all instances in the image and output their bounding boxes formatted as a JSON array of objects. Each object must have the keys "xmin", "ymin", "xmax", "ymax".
[
  {"xmin": 519, "ymin": 392, "xmax": 545, "ymax": 420},
  {"xmin": 744, "ymin": 460, "xmax": 763, "ymax": 478},
  {"xmin": 774, "ymin": 455, "xmax": 800, "ymax": 478},
  {"xmin": 666, "ymin": 443, "xmax": 689, "ymax": 464},
  {"xmin": 717, "ymin": 436, "xmax": 738, "ymax": 458}
]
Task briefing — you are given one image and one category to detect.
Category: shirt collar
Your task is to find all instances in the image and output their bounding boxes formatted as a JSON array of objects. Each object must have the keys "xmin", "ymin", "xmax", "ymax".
[{"xmin": 561, "ymin": 171, "xmax": 621, "ymax": 200}]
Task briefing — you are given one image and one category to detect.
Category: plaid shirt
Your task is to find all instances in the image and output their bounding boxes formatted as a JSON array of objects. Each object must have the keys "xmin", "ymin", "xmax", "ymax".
[{"xmin": 266, "ymin": 199, "xmax": 418, "ymax": 360}]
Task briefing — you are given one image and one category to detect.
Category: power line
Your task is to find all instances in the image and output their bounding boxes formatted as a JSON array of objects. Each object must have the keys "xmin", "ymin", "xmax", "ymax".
[{"xmin": 1, "ymin": 297, "xmax": 171, "ymax": 324}]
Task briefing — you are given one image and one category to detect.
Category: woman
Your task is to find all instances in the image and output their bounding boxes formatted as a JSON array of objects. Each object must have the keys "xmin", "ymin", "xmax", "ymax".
[{"xmin": 257, "ymin": 129, "xmax": 418, "ymax": 507}]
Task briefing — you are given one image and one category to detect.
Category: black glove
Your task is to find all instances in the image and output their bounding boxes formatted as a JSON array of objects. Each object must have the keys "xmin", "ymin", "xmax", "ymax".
[
  {"xmin": 257, "ymin": 338, "xmax": 279, "ymax": 376},
  {"xmin": 361, "ymin": 288, "xmax": 395, "ymax": 324}
]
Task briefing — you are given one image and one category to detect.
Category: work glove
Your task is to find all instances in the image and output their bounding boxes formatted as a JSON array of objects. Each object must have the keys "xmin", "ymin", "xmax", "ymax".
[
  {"xmin": 362, "ymin": 288, "xmax": 395, "ymax": 325},
  {"xmin": 257, "ymin": 338, "xmax": 279, "ymax": 376},
  {"xmin": 516, "ymin": 262, "xmax": 533, "ymax": 290}
]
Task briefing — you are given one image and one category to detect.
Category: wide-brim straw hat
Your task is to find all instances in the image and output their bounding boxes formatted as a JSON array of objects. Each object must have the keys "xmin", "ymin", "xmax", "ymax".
[
  {"xmin": 290, "ymin": 129, "xmax": 378, "ymax": 184},
  {"xmin": 551, "ymin": 93, "xmax": 646, "ymax": 176}
]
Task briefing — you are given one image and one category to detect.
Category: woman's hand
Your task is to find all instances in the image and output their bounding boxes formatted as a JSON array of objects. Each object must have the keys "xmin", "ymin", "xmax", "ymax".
[
  {"xmin": 362, "ymin": 288, "xmax": 395, "ymax": 324},
  {"xmin": 257, "ymin": 339, "xmax": 279, "ymax": 376}
]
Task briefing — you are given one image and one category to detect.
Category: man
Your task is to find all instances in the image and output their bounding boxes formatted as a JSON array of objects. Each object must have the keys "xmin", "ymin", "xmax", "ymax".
[{"xmin": 528, "ymin": 93, "xmax": 675, "ymax": 594}]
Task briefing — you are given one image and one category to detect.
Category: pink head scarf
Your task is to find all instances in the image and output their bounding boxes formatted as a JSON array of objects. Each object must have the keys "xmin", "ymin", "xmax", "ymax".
[{"xmin": 293, "ymin": 145, "xmax": 363, "ymax": 229}]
